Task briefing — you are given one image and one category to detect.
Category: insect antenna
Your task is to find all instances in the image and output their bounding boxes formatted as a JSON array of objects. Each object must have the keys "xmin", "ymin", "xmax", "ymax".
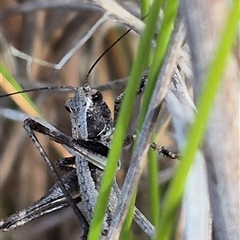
[
  {"xmin": 0, "ymin": 86, "xmax": 77, "ymax": 98},
  {"xmin": 84, "ymin": 14, "xmax": 148, "ymax": 85},
  {"xmin": 1, "ymin": 28, "xmax": 133, "ymax": 98},
  {"xmin": 84, "ymin": 28, "xmax": 132, "ymax": 84}
]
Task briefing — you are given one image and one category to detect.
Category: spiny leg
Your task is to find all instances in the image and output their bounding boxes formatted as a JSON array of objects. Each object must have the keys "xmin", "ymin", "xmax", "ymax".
[
  {"xmin": 0, "ymin": 154, "xmax": 102, "ymax": 233},
  {"xmin": 23, "ymin": 117, "xmax": 156, "ymax": 237},
  {"xmin": 150, "ymin": 143, "xmax": 179, "ymax": 159},
  {"xmin": 114, "ymin": 71, "xmax": 179, "ymax": 160},
  {"xmin": 0, "ymin": 105, "xmax": 155, "ymax": 238},
  {"xmin": 23, "ymin": 117, "xmax": 109, "ymax": 170},
  {"xmin": 0, "ymin": 170, "xmax": 80, "ymax": 231},
  {"xmin": 57, "ymin": 156, "xmax": 155, "ymax": 237},
  {"xmin": 124, "ymin": 135, "xmax": 178, "ymax": 159},
  {"xmin": 23, "ymin": 118, "xmax": 89, "ymax": 236},
  {"xmin": 54, "ymin": 155, "xmax": 156, "ymax": 237}
]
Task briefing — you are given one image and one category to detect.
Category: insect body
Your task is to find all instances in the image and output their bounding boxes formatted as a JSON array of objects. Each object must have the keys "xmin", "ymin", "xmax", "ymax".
[
  {"xmin": 0, "ymin": 82, "xmax": 156, "ymax": 238},
  {"xmin": 0, "ymin": 12, "xmax": 178, "ymax": 239},
  {"xmin": 64, "ymin": 85, "xmax": 115, "ymax": 235}
]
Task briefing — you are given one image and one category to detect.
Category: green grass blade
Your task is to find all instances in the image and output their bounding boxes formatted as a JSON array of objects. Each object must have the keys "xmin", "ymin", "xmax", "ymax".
[
  {"xmin": 141, "ymin": 0, "xmax": 150, "ymax": 18},
  {"xmin": 156, "ymin": 2, "xmax": 239, "ymax": 239},
  {"xmin": 121, "ymin": 0, "xmax": 180, "ymax": 234},
  {"xmin": 0, "ymin": 63, "xmax": 41, "ymax": 116},
  {"xmin": 137, "ymin": 0, "xmax": 180, "ymax": 232},
  {"xmin": 139, "ymin": 0, "xmax": 180, "ymax": 127},
  {"xmin": 148, "ymin": 146, "xmax": 160, "ymax": 226},
  {"xmin": 87, "ymin": 0, "xmax": 165, "ymax": 238},
  {"xmin": 119, "ymin": 190, "xmax": 137, "ymax": 240}
]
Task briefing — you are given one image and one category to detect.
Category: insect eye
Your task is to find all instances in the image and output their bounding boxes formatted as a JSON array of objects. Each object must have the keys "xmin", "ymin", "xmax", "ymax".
[{"xmin": 92, "ymin": 91, "xmax": 103, "ymax": 103}]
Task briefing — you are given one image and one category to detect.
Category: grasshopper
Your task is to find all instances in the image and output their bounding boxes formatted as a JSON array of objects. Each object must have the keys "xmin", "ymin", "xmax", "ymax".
[
  {"xmin": 0, "ymin": 11, "xmax": 179, "ymax": 240},
  {"xmin": 0, "ymin": 70, "xmax": 179, "ymax": 238}
]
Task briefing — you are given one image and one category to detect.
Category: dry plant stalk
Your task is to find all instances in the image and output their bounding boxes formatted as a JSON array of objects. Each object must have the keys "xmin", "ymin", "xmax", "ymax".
[
  {"xmin": 181, "ymin": 0, "xmax": 239, "ymax": 239},
  {"xmin": 89, "ymin": 0, "xmax": 144, "ymax": 33}
]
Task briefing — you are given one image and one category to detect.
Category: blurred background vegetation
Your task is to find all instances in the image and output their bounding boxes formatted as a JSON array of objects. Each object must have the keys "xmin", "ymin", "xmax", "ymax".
[
  {"xmin": 0, "ymin": 1, "xmax": 177, "ymax": 239},
  {"xmin": 1, "ymin": 0, "xmax": 238, "ymax": 240}
]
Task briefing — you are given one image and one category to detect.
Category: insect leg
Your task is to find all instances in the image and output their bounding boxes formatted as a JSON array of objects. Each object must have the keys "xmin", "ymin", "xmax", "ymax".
[
  {"xmin": 150, "ymin": 143, "xmax": 179, "ymax": 159},
  {"xmin": 23, "ymin": 118, "xmax": 89, "ymax": 235},
  {"xmin": 24, "ymin": 117, "xmax": 156, "ymax": 236},
  {"xmin": 24, "ymin": 117, "xmax": 109, "ymax": 170},
  {"xmin": 0, "ymin": 170, "xmax": 80, "ymax": 231},
  {"xmin": 113, "ymin": 70, "xmax": 148, "ymax": 123}
]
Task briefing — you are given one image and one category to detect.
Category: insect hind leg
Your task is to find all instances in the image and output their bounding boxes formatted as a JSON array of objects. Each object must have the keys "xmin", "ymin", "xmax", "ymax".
[{"xmin": 23, "ymin": 117, "xmax": 89, "ymax": 235}]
